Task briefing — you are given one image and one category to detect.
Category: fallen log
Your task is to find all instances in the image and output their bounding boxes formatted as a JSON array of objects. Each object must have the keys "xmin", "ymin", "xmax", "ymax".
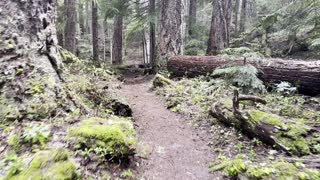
[
  {"xmin": 168, "ymin": 56, "xmax": 320, "ymax": 95},
  {"xmin": 209, "ymin": 91, "xmax": 319, "ymax": 156}
]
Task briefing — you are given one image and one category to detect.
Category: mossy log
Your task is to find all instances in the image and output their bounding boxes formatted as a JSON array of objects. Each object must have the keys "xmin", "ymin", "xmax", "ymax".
[
  {"xmin": 209, "ymin": 91, "xmax": 319, "ymax": 156},
  {"xmin": 168, "ymin": 56, "xmax": 320, "ymax": 95}
]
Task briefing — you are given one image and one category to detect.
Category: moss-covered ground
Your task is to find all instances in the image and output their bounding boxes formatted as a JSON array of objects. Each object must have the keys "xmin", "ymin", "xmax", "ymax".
[{"xmin": 0, "ymin": 49, "xmax": 138, "ymax": 179}]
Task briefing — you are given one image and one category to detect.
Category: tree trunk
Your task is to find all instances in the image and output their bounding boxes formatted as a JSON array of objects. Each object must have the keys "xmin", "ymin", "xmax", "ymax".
[
  {"xmin": 149, "ymin": 0, "xmax": 157, "ymax": 72},
  {"xmin": 188, "ymin": 0, "xmax": 197, "ymax": 38},
  {"xmin": 92, "ymin": 0, "xmax": 99, "ymax": 62},
  {"xmin": 160, "ymin": 0, "xmax": 183, "ymax": 58},
  {"xmin": 167, "ymin": 56, "xmax": 320, "ymax": 95},
  {"xmin": 207, "ymin": 0, "xmax": 232, "ymax": 55},
  {"xmin": 78, "ymin": 1, "xmax": 85, "ymax": 35},
  {"xmin": 0, "ymin": 0, "xmax": 68, "ymax": 122},
  {"xmin": 64, "ymin": 0, "xmax": 77, "ymax": 54},
  {"xmin": 233, "ymin": 0, "xmax": 240, "ymax": 34},
  {"xmin": 85, "ymin": 0, "xmax": 91, "ymax": 35},
  {"xmin": 239, "ymin": 0, "xmax": 247, "ymax": 33},
  {"xmin": 112, "ymin": 15, "xmax": 124, "ymax": 65}
]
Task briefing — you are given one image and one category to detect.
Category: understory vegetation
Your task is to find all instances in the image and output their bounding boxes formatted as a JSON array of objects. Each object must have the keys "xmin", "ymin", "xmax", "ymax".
[
  {"xmin": 152, "ymin": 69, "xmax": 320, "ymax": 179},
  {"xmin": 0, "ymin": 52, "xmax": 137, "ymax": 179}
]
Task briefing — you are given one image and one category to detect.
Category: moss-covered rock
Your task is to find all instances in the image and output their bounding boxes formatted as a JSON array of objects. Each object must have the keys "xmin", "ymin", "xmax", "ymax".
[
  {"xmin": 152, "ymin": 74, "xmax": 172, "ymax": 88},
  {"xmin": 69, "ymin": 117, "xmax": 137, "ymax": 159},
  {"xmin": 210, "ymin": 155, "xmax": 320, "ymax": 179},
  {"xmin": 4, "ymin": 149, "xmax": 78, "ymax": 180}
]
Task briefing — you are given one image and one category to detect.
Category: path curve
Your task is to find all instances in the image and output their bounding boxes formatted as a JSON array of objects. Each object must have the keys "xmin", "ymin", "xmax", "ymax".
[{"xmin": 116, "ymin": 77, "xmax": 214, "ymax": 180}]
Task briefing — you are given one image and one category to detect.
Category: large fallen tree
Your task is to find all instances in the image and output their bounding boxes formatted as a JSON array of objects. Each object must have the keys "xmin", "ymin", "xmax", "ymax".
[{"xmin": 168, "ymin": 56, "xmax": 320, "ymax": 95}]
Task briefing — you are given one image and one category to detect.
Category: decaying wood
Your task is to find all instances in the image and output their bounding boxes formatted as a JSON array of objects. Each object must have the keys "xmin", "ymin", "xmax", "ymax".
[{"xmin": 168, "ymin": 56, "xmax": 320, "ymax": 95}]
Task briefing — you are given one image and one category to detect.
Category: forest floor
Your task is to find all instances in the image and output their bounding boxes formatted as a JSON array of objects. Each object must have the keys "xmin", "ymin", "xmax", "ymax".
[{"xmin": 114, "ymin": 73, "xmax": 215, "ymax": 179}]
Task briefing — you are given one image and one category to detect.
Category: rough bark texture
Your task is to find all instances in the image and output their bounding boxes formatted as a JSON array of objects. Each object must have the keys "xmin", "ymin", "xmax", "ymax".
[
  {"xmin": 64, "ymin": 0, "xmax": 77, "ymax": 54},
  {"xmin": 168, "ymin": 56, "xmax": 320, "ymax": 95},
  {"xmin": 160, "ymin": 0, "xmax": 183, "ymax": 58},
  {"xmin": 233, "ymin": 0, "xmax": 240, "ymax": 33},
  {"xmin": 112, "ymin": 15, "xmax": 124, "ymax": 65},
  {"xmin": 0, "ymin": 0, "xmax": 67, "ymax": 122},
  {"xmin": 92, "ymin": 0, "xmax": 99, "ymax": 62},
  {"xmin": 149, "ymin": 0, "xmax": 157, "ymax": 72},
  {"xmin": 188, "ymin": 0, "xmax": 197, "ymax": 38},
  {"xmin": 239, "ymin": 0, "xmax": 247, "ymax": 33},
  {"xmin": 207, "ymin": 0, "xmax": 232, "ymax": 55}
]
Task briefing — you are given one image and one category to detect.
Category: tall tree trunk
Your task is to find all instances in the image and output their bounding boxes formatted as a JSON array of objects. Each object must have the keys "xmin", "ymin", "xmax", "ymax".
[
  {"xmin": 207, "ymin": 0, "xmax": 233, "ymax": 55},
  {"xmin": 160, "ymin": 0, "xmax": 183, "ymax": 59},
  {"xmin": 149, "ymin": 0, "xmax": 157, "ymax": 71},
  {"xmin": 234, "ymin": 0, "xmax": 240, "ymax": 34},
  {"xmin": 92, "ymin": 0, "xmax": 99, "ymax": 62},
  {"xmin": 112, "ymin": 15, "xmax": 124, "ymax": 65},
  {"xmin": 239, "ymin": 0, "xmax": 247, "ymax": 33},
  {"xmin": 78, "ymin": 1, "xmax": 85, "ymax": 35},
  {"xmin": 188, "ymin": 0, "xmax": 197, "ymax": 38},
  {"xmin": 64, "ymin": 0, "xmax": 77, "ymax": 54},
  {"xmin": 0, "ymin": 0, "xmax": 68, "ymax": 121},
  {"xmin": 85, "ymin": 0, "xmax": 91, "ymax": 35}
]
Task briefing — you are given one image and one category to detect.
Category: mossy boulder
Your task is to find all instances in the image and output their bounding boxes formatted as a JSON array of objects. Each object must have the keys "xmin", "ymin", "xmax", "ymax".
[
  {"xmin": 210, "ymin": 155, "xmax": 320, "ymax": 179},
  {"xmin": 152, "ymin": 74, "xmax": 172, "ymax": 88},
  {"xmin": 4, "ymin": 149, "xmax": 78, "ymax": 180},
  {"xmin": 69, "ymin": 117, "xmax": 137, "ymax": 159}
]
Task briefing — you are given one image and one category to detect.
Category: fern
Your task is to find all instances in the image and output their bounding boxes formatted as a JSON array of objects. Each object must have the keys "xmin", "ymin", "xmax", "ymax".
[
  {"xmin": 310, "ymin": 38, "xmax": 320, "ymax": 50},
  {"xmin": 212, "ymin": 65, "xmax": 266, "ymax": 94}
]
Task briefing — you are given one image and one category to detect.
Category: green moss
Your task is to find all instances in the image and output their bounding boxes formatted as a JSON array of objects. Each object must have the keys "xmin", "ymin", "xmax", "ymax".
[
  {"xmin": 210, "ymin": 155, "xmax": 246, "ymax": 177},
  {"xmin": 53, "ymin": 148, "xmax": 70, "ymax": 162},
  {"xmin": 246, "ymin": 165, "xmax": 272, "ymax": 179},
  {"xmin": 7, "ymin": 134, "xmax": 20, "ymax": 151},
  {"xmin": 120, "ymin": 170, "xmax": 134, "ymax": 179},
  {"xmin": 45, "ymin": 161, "xmax": 78, "ymax": 180},
  {"xmin": 4, "ymin": 149, "xmax": 78, "ymax": 180},
  {"xmin": 248, "ymin": 110, "xmax": 285, "ymax": 127},
  {"xmin": 152, "ymin": 74, "xmax": 172, "ymax": 88},
  {"xmin": 69, "ymin": 117, "xmax": 137, "ymax": 158},
  {"xmin": 25, "ymin": 81, "xmax": 44, "ymax": 95},
  {"xmin": 210, "ymin": 155, "xmax": 320, "ymax": 179}
]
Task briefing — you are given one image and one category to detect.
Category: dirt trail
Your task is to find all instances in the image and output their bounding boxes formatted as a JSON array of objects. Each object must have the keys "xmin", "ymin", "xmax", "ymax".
[{"xmin": 115, "ymin": 76, "xmax": 214, "ymax": 180}]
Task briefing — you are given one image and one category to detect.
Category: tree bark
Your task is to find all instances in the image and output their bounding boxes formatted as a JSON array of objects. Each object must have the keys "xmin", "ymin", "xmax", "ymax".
[
  {"xmin": 149, "ymin": 0, "xmax": 157, "ymax": 71},
  {"xmin": 188, "ymin": 0, "xmax": 197, "ymax": 38},
  {"xmin": 239, "ymin": 0, "xmax": 247, "ymax": 33},
  {"xmin": 207, "ymin": 0, "xmax": 232, "ymax": 55},
  {"xmin": 167, "ymin": 56, "xmax": 320, "ymax": 95},
  {"xmin": 92, "ymin": 0, "xmax": 99, "ymax": 62},
  {"xmin": 160, "ymin": 0, "xmax": 183, "ymax": 58},
  {"xmin": 0, "ymin": 0, "xmax": 68, "ymax": 121},
  {"xmin": 64, "ymin": 0, "xmax": 77, "ymax": 54},
  {"xmin": 112, "ymin": 15, "xmax": 124, "ymax": 65},
  {"xmin": 233, "ymin": 0, "xmax": 240, "ymax": 34}
]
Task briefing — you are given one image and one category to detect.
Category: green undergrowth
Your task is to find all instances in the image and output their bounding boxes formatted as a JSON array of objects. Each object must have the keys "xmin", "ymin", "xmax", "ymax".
[
  {"xmin": 210, "ymin": 155, "xmax": 320, "ymax": 179},
  {"xmin": 1, "ymin": 149, "xmax": 79, "ymax": 180},
  {"xmin": 0, "ymin": 49, "xmax": 137, "ymax": 179},
  {"xmin": 153, "ymin": 76, "xmax": 320, "ymax": 156}
]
